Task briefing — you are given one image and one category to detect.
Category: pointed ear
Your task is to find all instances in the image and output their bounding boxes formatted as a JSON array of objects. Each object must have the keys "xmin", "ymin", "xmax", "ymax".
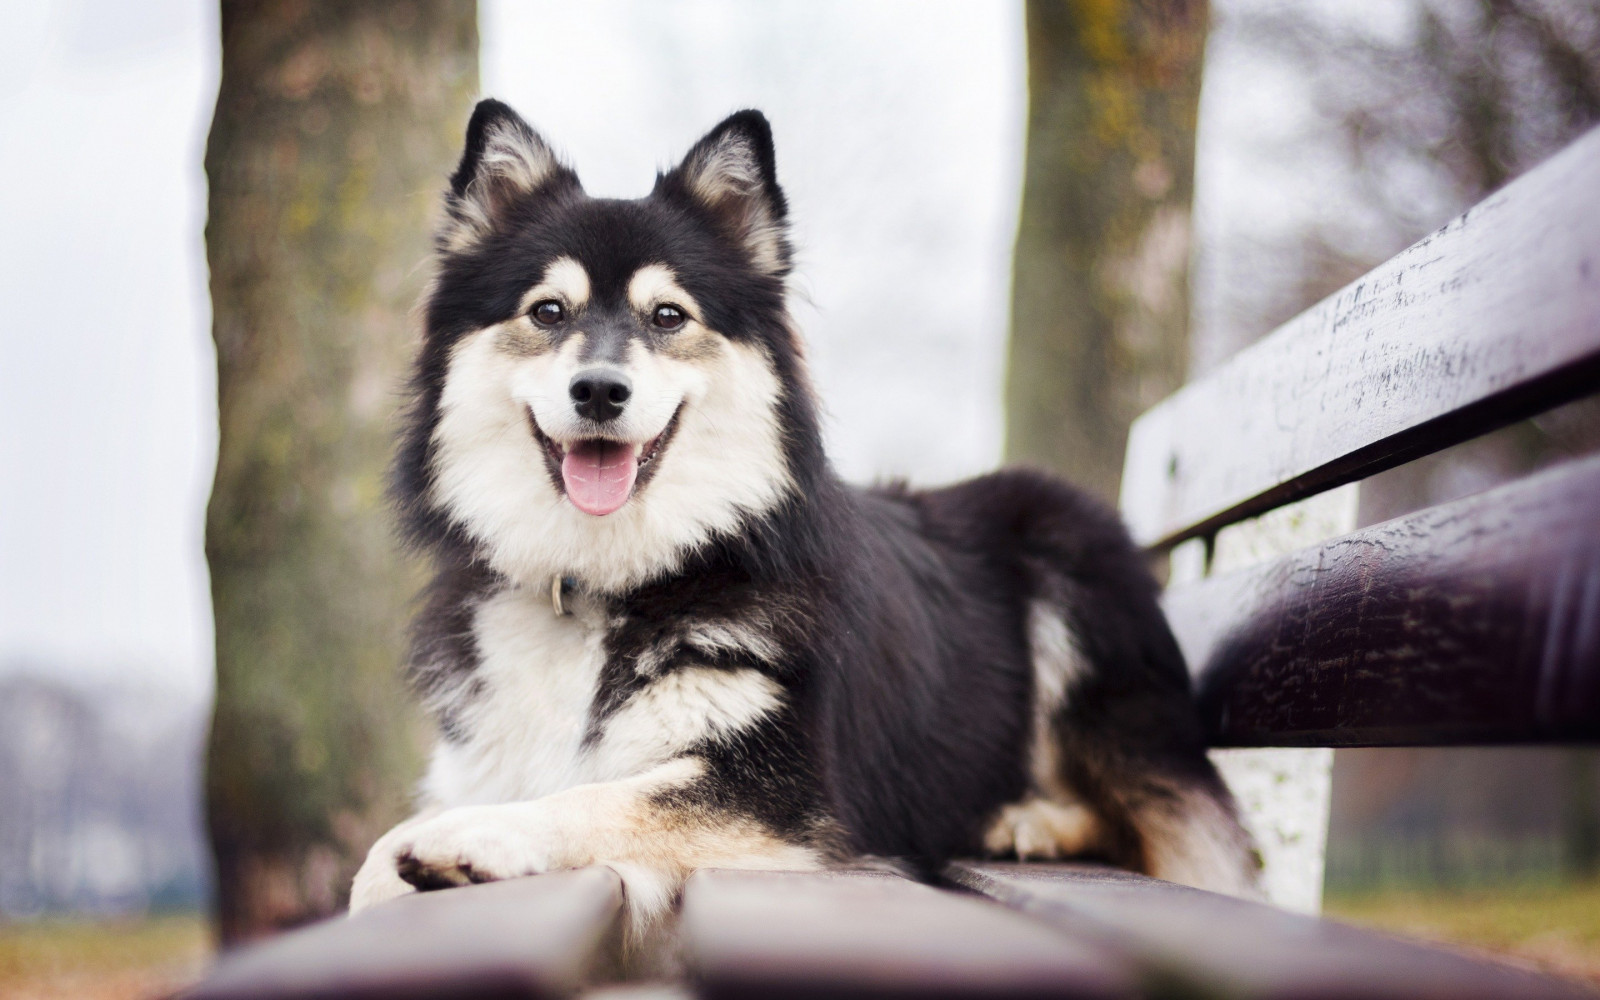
[
  {"xmin": 440, "ymin": 99, "xmax": 577, "ymax": 250},
  {"xmin": 659, "ymin": 110, "xmax": 790, "ymax": 276}
]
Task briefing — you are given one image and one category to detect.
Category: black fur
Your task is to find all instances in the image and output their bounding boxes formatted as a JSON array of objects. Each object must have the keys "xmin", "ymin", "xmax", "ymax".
[{"xmin": 392, "ymin": 101, "xmax": 1250, "ymax": 883}]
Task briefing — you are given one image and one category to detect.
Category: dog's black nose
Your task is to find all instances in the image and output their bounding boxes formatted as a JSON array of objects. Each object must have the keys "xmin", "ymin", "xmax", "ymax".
[{"xmin": 569, "ymin": 369, "xmax": 631, "ymax": 423}]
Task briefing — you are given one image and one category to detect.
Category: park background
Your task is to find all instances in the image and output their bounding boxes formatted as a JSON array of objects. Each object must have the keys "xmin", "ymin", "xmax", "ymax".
[{"xmin": 2, "ymin": 0, "xmax": 1598, "ymax": 994}]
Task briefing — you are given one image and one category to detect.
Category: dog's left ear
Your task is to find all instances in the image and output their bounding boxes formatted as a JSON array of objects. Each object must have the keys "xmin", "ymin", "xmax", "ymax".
[
  {"xmin": 440, "ymin": 98, "xmax": 578, "ymax": 251},
  {"xmin": 659, "ymin": 111, "xmax": 790, "ymax": 276}
]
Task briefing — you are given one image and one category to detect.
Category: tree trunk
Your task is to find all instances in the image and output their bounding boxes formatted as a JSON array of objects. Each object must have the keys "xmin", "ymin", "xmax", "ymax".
[
  {"xmin": 203, "ymin": 0, "xmax": 477, "ymax": 943},
  {"xmin": 1004, "ymin": 0, "xmax": 1208, "ymax": 504}
]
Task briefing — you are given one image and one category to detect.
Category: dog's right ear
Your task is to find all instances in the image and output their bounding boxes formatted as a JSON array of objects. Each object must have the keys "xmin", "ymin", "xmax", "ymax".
[{"xmin": 440, "ymin": 99, "xmax": 577, "ymax": 251}]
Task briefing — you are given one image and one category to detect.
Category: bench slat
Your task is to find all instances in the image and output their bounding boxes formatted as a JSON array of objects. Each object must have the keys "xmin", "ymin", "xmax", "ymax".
[
  {"xmin": 187, "ymin": 868, "xmax": 623, "ymax": 1000},
  {"xmin": 1162, "ymin": 453, "xmax": 1600, "ymax": 747},
  {"xmin": 948, "ymin": 862, "xmax": 1597, "ymax": 1000},
  {"xmin": 1119, "ymin": 124, "xmax": 1600, "ymax": 549},
  {"xmin": 680, "ymin": 868, "xmax": 1135, "ymax": 999}
]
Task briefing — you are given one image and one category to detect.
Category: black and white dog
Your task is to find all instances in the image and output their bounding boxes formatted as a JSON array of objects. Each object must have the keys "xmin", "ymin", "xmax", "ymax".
[{"xmin": 351, "ymin": 100, "xmax": 1260, "ymax": 929}]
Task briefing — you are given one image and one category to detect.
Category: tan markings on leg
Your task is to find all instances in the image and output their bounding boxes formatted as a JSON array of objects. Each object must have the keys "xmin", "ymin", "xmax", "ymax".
[
  {"xmin": 983, "ymin": 796, "xmax": 1102, "ymax": 860},
  {"xmin": 391, "ymin": 758, "xmax": 823, "ymax": 946}
]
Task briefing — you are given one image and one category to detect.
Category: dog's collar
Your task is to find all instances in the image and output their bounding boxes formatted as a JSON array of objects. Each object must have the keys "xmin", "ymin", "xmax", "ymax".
[{"xmin": 550, "ymin": 574, "xmax": 578, "ymax": 616}]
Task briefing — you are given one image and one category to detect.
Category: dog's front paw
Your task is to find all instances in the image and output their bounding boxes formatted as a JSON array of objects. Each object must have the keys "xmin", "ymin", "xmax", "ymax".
[
  {"xmin": 350, "ymin": 847, "xmax": 417, "ymax": 913},
  {"xmin": 393, "ymin": 804, "xmax": 556, "ymax": 891}
]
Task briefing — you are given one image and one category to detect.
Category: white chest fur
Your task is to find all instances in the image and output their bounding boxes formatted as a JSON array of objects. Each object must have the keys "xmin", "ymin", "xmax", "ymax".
[
  {"xmin": 422, "ymin": 585, "xmax": 608, "ymax": 807},
  {"xmin": 420, "ymin": 582, "xmax": 788, "ymax": 811}
]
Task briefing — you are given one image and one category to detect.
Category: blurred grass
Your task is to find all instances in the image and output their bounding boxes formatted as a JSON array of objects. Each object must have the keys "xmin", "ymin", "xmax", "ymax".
[
  {"xmin": 1325, "ymin": 879, "xmax": 1600, "ymax": 987},
  {"xmin": 0, "ymin": 915, "xmax": 212, "ymax": 1000}
]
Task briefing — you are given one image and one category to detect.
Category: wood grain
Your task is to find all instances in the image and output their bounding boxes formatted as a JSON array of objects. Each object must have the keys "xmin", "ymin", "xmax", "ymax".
[
  {"xmin": 948, "ymin": 862, "xmax": 1598, "ymax": 1000},
  {"xmin": 1162, "ymin": 454, "xmax": 1600, "ymax": 747},
  {"xmin": 680, "ymin": 868, "xmax": 1135, "ymax": 999},
  {"xmin": 186, "ymin": 868, "xmax": 622, "ymax": 1000},
  {"xmin": 1119, "ymin": 125, "xmax": 1600, "ymax": 549}
]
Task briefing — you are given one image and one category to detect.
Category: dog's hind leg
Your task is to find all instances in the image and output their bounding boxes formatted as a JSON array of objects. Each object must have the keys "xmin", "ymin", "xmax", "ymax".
[
  {"xmin": 923, "ymin": 470, "xmax": 1262, "ymax": 894},
  {"xmin": 982, "ymin": 795, "xmax": 1101, "ymax": 860},
  {"xmin": 986, "ymin": 574, "xmax": 1260, "ymax": 897},
  {"xmin": 1020, "ymin": 595, "xmax": 1262, "ymax": 898},
  {"xmin": 982, "ymin": 600, "xmax": 1106, "ymax": 861},
  {"xmin": 955, "ymin": 473, "xmax": 1262, "ymax": 897}
]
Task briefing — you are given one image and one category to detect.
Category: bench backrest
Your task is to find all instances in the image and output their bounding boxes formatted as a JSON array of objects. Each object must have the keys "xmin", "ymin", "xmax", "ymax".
[{"xmin": 1120, "ymin": 124, "xmax": 1600, "ymax": 750}]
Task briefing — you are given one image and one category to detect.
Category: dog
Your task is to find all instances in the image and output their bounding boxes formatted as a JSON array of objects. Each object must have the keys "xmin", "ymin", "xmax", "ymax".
[{"xmin": 350, "ymin": 99, "xmax": 1261, "ymax": 935}]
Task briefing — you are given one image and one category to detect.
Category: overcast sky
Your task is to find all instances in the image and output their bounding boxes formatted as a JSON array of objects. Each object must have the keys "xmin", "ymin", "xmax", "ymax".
[{"xmin": 0, "ymin": 0, "xmax": 218, "ymax": 698}]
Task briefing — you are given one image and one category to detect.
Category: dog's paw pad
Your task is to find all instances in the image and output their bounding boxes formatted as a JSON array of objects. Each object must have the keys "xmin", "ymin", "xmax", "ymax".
[
  {"xmin": 396, "ymin": 848, "xmax": 473, "ymax": 891},
  {"xmin": 390, "ymin": 806, "xmax": 557, "ymax": 891}
]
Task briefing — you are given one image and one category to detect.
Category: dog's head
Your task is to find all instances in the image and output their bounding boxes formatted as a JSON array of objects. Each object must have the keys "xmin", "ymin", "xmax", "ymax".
[{"xmin": 399, "ymin": 100, "xmax": 820, "ymax": 592}]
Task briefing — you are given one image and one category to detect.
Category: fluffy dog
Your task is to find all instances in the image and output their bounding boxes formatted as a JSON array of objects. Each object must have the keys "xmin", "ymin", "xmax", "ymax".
[{"xmin": 350, "ymin": 100, "xmax": 1260, "ymax": 934}]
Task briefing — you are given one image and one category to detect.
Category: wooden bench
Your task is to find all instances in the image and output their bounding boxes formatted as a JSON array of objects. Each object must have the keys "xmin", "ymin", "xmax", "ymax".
[{"xmin": 188, "ymin": 124, "xmax": 1600, "ymax": 999}]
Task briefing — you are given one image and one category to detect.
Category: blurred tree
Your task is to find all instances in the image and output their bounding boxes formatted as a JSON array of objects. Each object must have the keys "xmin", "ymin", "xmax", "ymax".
[
  {"xmin": 1235, "ymin": 0, "xmax": 1600, "ymax": 340},
  {"xmin": 1004, "ymin": 0, "xmax": 1208, "ymax": 504},
  {"xmin": 204, "ymin": 0, "xmax": 477, "ymax": 942}
]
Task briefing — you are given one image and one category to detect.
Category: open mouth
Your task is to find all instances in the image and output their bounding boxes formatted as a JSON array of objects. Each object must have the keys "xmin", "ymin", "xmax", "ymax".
[{"xmin": 526, "ymin": 406, "xmax": 682, "ymax": 517}]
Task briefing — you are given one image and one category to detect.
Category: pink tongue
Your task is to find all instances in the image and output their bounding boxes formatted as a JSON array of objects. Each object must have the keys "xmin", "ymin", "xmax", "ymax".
[{"xmin": 561, "ymin": 440, "xmax": 639, "ymax": 516}]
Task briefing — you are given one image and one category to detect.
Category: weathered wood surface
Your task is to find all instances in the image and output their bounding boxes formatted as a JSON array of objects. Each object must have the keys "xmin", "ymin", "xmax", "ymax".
[
  {"xmin": 948, "ymin": 862, "xmax": 1598, "ymax": 1000},
  {"xmin": 186, "ymin": 868, "xmax": 622, "ymax": 1000},
  {"xmin": 680, "ymin": 868, "xmax": 1135, "ymax": 999},
  {"xmin": 185, "ymin": 861, "xmax": 1600, "ymax": 998},
  {"xmin": 1162, "ymin": 454, "xmax": 1600, "ymax": 747},
  {"xmin": 1119, "ymin": 124, "xmax": 1600, "ymax": 550}
]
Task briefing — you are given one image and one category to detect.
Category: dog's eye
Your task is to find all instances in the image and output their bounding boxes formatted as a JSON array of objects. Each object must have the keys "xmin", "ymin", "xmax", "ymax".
[
  {"xmin": 652, "ymin": 304, "xmax": 687, "ymax": 331},
  {"xmin": 531, "ymin": 300, "xmax": 564, "ymax": 326}
]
